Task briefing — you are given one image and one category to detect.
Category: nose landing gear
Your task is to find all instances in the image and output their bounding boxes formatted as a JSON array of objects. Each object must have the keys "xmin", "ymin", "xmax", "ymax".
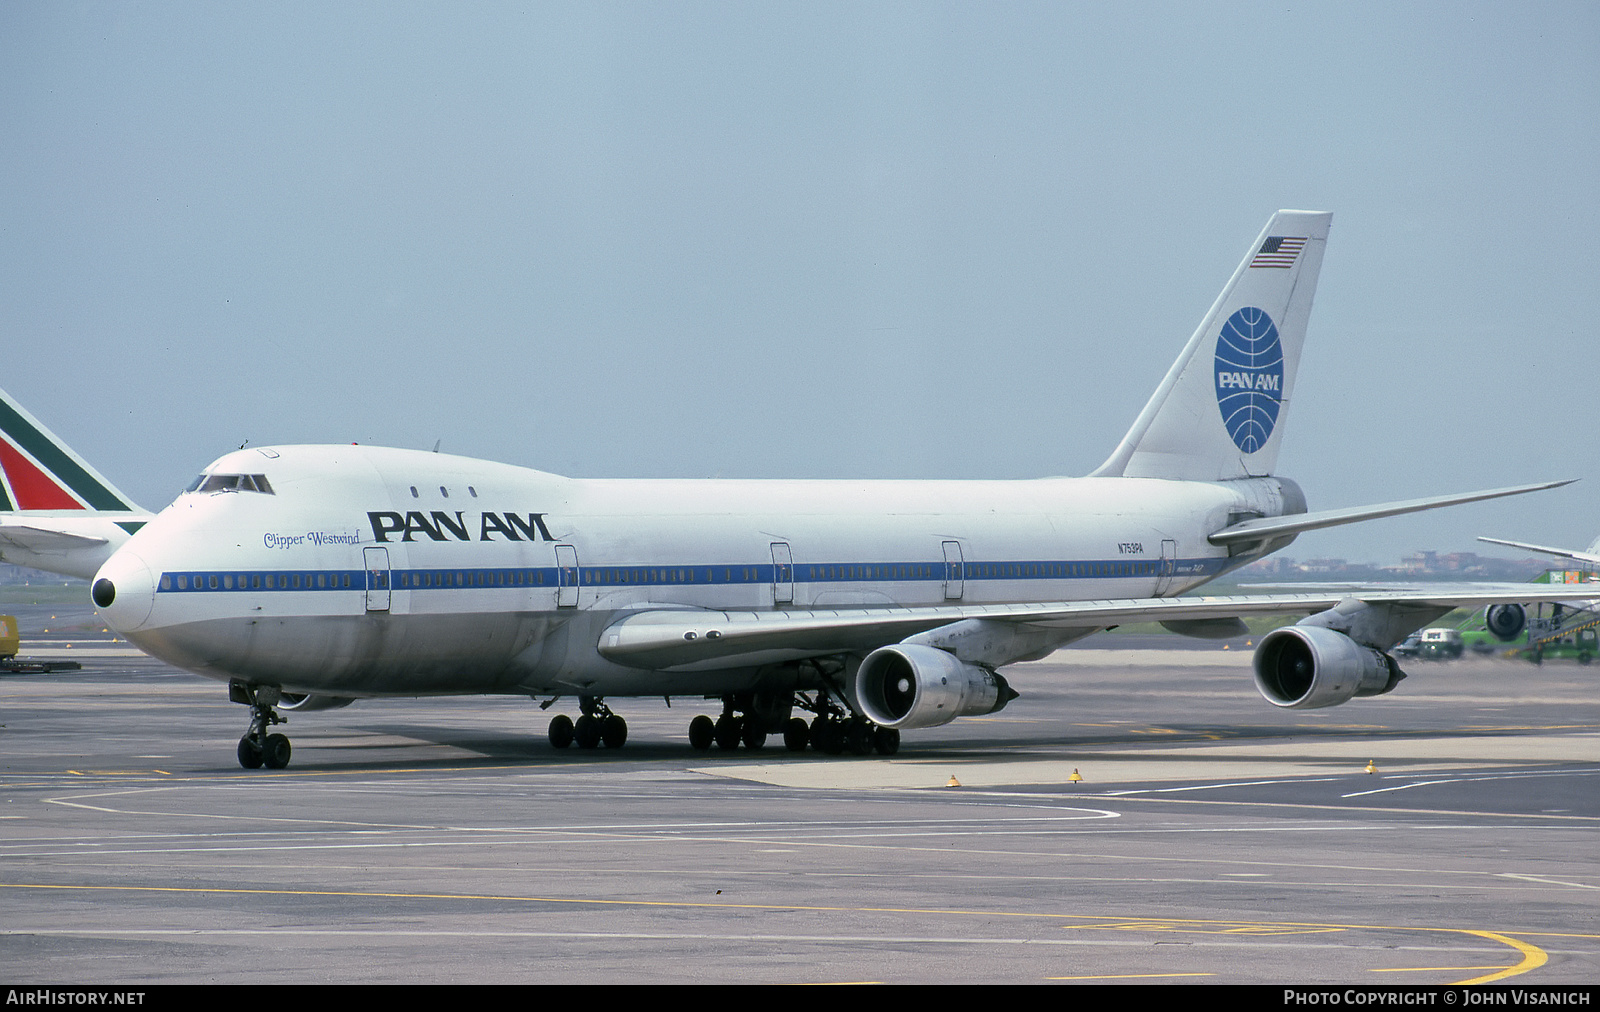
[{"xmin": 230, "ymin": 680, "xmax": 292, "ymax": 770}]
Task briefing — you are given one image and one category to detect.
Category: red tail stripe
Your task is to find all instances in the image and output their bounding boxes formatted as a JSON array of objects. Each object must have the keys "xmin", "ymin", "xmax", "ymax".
[{"xmin": 0, "ymin": 437, "xmax": 85, "ymax": 509}]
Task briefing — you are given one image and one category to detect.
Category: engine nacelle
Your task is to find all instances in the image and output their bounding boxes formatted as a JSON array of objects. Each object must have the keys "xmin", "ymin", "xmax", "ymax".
[
  {"xmin": 279, "ymin": 692, "xmax": 356, "ymax": 712},
  {"xmin": 851, "ymin": 644, "xmax": 1015, "ymax": 729},
  {"xmin": 1253, "ymin": 626, "xmax": 1404, "ymax": 709},
  {"xmin": 1484, "ymin": 603, "xmax": 1527, "ymax": 642}
]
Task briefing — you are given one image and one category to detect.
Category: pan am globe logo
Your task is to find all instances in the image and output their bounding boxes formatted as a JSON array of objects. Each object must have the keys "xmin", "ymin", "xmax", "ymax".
[{"xmin": 1213, "ymin": 307, "xmax": 1283, "ymax": 454}]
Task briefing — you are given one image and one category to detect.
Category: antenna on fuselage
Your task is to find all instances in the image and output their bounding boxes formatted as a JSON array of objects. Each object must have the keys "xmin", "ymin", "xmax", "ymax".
[{"xmin": 431, "ymin": 439, "xmax": 441, "ymax": 453}]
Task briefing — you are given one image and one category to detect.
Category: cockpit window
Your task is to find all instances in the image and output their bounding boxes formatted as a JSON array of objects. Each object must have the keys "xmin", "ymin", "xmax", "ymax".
[{"xmin": 186, "ymin": 473, "xmax": 275, "ymax": 495}]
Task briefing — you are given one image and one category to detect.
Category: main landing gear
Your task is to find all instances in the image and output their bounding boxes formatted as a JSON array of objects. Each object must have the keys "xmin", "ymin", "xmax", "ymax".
[
  {"xmin": 794, "ymin": 691, "xmax": 899, "ymax": 756},
  {"xmin": 686, "ymin": 692, "xmax": 899, "ymax": 756},
  {"xmin": 230, "ymin": 680, "xmax": 292, "ymax": 770},
  {"xmin": 547, "ymin": 695, "xmax": 628, "ymax": 750},
  {"xmin": 686, "ymin": 692, "xmax": 786, "ymax": 752}
]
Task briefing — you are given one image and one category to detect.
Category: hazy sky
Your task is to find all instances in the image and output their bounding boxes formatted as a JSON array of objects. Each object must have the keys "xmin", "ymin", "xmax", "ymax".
[{"xmin": 3, "ymin": 2, "xmax": 1596, "ymax": 563}]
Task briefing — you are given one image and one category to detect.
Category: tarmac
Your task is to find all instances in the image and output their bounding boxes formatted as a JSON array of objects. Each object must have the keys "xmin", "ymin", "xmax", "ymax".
[{"xmin": 1, "ymin": 599, "xmax": 1596, "ymax": 984}]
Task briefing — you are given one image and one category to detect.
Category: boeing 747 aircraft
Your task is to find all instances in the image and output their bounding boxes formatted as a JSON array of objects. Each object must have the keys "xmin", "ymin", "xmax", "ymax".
[{"xmin": 15, "ymin": 211, "xmax": 1592, "ymax": 769}]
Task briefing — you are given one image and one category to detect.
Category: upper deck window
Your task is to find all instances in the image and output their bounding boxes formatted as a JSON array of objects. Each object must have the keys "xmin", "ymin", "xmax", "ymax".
[{"xmin": 185, "ymin": 473, "xmax": 275, "ymax": 495}]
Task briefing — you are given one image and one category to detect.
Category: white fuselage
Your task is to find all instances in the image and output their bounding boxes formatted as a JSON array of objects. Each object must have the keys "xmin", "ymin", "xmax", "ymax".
[{"xmin": 94, "ymin": 444, "xmax": 1298, "ymax": 699}]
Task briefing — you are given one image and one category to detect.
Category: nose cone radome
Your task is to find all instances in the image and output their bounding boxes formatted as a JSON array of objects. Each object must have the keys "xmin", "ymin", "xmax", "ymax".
[{"xmin": 93, "ymin": 550, "xmax": 156, "ymax": 632}]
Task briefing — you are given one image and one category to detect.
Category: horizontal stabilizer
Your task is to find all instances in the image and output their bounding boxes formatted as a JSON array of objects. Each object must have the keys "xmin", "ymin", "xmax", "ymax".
[
  {"xmin": 1208, "ymin": 480, "xmax": 1575, "ymax": 547},
  {"xmin": 0, "ymin": 523, "xmax": 110, "ymax": 551},
  {"xmin": 1477, "ymin": 535, "xmax": 1600, "ymax": 566}
]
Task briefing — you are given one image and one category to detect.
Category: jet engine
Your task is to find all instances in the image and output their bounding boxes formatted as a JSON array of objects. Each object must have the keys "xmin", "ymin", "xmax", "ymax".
[
  {"xmin": 279, "ymin": 692, "xmax": 356, "ymax": 712},
  {"xmin": 1252, "ymin": 625, "xmax": 1404, "ymax": 709},
  {"xmin": 1484, "ymin": 603, "xmax": 1527, "ymax": 642},
  {"xmin": 851, "ymin": 644, "xmax": 1015, "ymax": 729}
]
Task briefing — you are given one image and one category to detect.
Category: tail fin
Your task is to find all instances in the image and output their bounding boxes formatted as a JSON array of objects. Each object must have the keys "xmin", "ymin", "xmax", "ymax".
[
  {"xmin": 0, "ymin": 387, "xmax": 141, "ymax": 513},
  {"xmin": 1093, "ymin": 210, "xmax": 1332, "ymax": 481}
]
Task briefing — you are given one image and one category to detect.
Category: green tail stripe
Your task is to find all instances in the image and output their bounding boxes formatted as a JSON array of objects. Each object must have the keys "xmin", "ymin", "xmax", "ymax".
[
  {"xmin": 0, "ymin": 479, "xmax": 11, "ymax": 511},
  {"xmin": 115, "ymin": 521, "xmax": 146, "ymax": 535},
  {"xmin": 0, "ymin": 400, "xmax": 130, "ymax": 511}
]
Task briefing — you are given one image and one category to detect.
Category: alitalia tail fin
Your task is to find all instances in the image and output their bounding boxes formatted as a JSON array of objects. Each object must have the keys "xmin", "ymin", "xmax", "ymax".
[
  {"xmin": 0, "ymin": 387, "xmax": 150, "ymax": 580},
  {"xmin": 0, "ymin": 387, "xmax": 142, "ymax": 514},
  {"xmin": 1093, "ymin": 210, "xmax": 1332, "ymax": 481}
]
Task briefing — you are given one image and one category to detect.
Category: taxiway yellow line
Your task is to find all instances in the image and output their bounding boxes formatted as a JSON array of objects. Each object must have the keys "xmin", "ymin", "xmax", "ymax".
[{"xmin": 0, "ymin": 881, "xmax": 1554, "ymax": 983}]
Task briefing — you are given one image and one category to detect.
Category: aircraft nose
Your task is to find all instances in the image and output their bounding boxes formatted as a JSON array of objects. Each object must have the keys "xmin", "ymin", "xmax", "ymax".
[{"xmin": 93, "ymin": 549, "xmax": 156, "ymax": 632}]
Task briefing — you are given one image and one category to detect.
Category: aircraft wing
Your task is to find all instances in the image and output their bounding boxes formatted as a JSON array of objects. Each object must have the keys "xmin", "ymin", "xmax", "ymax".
[{"xmin": 598, "ymin": 584, "xmax": 1600, "ymax": 671}]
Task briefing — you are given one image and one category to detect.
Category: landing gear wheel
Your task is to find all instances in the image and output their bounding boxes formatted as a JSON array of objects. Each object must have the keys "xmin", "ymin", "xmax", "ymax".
[
  {"xmin": 688, "ymin": 714, "xmax": 715, "ymax": 751},
  {"xmin": 573, "ymin": 714, "xmax": 601, "ymax": 749},
  {"xmin": 548, "ymin": 714, "xmax": 574, "ymax": 749},
  {"xmin": 811, "ymin": 716, "xmax": 843, "ymax": 755},
  {"xmin": 714, "ymin": 714, "xmax": 743, "ymax": 750},
  {"xmin": 783, "ymin": 717, "xmax": 809, "ymax": 752},
  {"xmin": 872, "ymin": 726, "xmax": 900, "ymax": 756},
  {"xmin": 232, "ymin": 681, "xmax": 289, "ymax": 770},
  {"xmin": 263, "ymin": 733, "xmax": 292, "ymax": 770},
  {"xmin": 602, "ymin": 714, "xmax": 628, "ymax": 749},
  {"xmin": 845, "ymin": 718, "xmax": 874, "ymax": 756},
  {"xmin": 237, "ymin": 737, "xmax": 263, "ymax": 770},
  {"xmin": 741, "ymin": 722, "xmax": 767, "ymax": 751}
]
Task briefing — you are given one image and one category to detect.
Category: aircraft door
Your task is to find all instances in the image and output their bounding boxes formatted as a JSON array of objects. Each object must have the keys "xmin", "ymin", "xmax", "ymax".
[
  {"xmin": 555, "ymin": 544, "xmax": 580, "ymax": 608},
  {"xmin": 771, "ymin": 542, "xmax": 794, "ymax": 604},
  {"xmin": 942, "ymin": 541, "xmax": 964, "ymax": 600},
  {"xmin": 363, "ymin": 547, "xmax": 391, "ymax": 612},
  {"xmin": 1155, "ymin": 539, "xmax": 1178, "ymax": 596}
]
